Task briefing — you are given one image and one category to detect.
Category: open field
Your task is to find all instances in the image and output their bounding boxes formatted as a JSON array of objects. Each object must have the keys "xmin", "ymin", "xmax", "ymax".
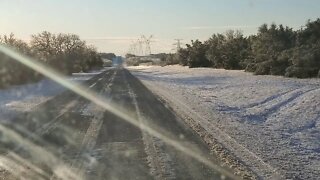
[{"xmin": 129, "ymin": 65, "xmax": 320, "ymax": 179}]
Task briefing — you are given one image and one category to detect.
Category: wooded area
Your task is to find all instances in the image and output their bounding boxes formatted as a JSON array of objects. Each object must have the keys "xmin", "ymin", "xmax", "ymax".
[
  {"xmin": 164, "ymin": 19, "xmax": 320, "ymax": 78},
  {"xmin": 0, "ymin": 32, "xmax": 103, "ymax": 88}
]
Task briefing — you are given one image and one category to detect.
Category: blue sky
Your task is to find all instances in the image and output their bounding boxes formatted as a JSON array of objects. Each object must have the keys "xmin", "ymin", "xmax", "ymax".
[{"xmin": 0, "ymin": 0, "xmax": 319, "ymax": 55}]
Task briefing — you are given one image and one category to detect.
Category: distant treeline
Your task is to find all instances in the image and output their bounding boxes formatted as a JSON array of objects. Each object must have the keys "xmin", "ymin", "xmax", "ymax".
[
  {"xmin": 163, "ymin": 19, "xmax": 320, "ymax": 78},
  {"xmin": 0, "ymin": 31, "xmax": 104, "ymax": 88},
  {"xmin": 100, "ymin": 53, "xmax": 116, "ymax": 60}
]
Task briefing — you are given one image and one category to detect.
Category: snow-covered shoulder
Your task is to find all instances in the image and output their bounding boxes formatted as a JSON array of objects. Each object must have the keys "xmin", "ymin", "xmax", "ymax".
[
  {"xmin": 128, "ymin": 65, "xmax": 320, "ymax": 179},
  {"xmin": 70, "ymin": 67, "xmax": 112, "ymax": 82},
  {"xmin": 0, "ymin": 68, "xmax": 109, "ymax": 121}
]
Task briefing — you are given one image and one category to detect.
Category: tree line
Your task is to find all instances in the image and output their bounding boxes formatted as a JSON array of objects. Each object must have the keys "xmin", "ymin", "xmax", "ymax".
[
  {"xmin": 0, "ymin": 32, "xmax": 103, "ymax": 88},
  {"xmin": 163, "ymin": 19, "xmax": 320, "ymax": 78}
]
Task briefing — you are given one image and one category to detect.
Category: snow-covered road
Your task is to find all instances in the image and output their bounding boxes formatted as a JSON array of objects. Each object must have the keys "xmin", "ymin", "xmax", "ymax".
[
  {"xmin": 0, "ymin": 68, "xmax": 233, "ymax": 180},
  {"xmin": 128, "ymin": 65, "xmax": 320, "ymax": 179}
]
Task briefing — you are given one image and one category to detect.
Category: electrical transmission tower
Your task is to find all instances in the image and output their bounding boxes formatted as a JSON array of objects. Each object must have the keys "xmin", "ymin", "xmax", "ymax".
[
  {"xmin": 142, "ymin": 35, "xmax": 153, "ymax": 55},
  {"xmin": 137, "ymin": 38, "xmax": 144, "ymax": 56},
  {"xmin": 128, "ymin": 35, "xmax": 154, "ymax": 56},
  {"xmin": 173, "ymin": 39, "xmax": 183, "ymax": 52},
  {"xmin": 130, "ymin": 40, "xmax": 138, "ymax": 55}
]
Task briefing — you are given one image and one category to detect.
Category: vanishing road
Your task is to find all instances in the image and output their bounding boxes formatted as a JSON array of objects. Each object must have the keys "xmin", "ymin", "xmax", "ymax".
[{"xmin": 0, "ymin": 68, "xmax": 234, "ymax": 180}]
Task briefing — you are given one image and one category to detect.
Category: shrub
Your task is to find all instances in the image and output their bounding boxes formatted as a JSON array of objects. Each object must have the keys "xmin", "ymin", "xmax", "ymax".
[
  {"xmin": 285, "ymin": 66, "xmax": 319, "ymax": 78},
  {"xmin": 254, "ymin": 61, "xmax": 272, "ymax": 75}
]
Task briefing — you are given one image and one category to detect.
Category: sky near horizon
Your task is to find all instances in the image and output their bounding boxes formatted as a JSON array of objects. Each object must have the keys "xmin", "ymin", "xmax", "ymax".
[{"xmin": 0, "ymin": 0, "xmax": 319, "ymax": 55}]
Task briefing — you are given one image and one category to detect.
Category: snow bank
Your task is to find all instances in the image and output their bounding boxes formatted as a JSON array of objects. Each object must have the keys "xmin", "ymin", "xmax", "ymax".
[
  {"xmin": 0, "ymin": 68, "xmax": 108, "ymax": 121},
  {"xmin": 70, "ymin": 67, "xmax": 111, "ymax": 82},
  {"xmin": 0, "ymin": 79, "xmax": 64, "ymax": 120},
  {"xmin": 128, "ymin": 65, "xmax": 320, "ymax": 179}
]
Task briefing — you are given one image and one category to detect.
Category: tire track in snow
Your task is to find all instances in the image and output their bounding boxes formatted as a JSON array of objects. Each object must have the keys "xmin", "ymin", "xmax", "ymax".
[
  {"xmin": 68, "ymin": 70, "xmax": 117, "ymax": 178},
  {"xmin": 45, "ymin": 70, "xmax": 117, "ymax": 180},
  {"xmin": 0, "ymin": 69, "xmax": 114, "ymax": 180},
  {"xmin": 239, "ymin": 87, "xmax": 320, "ymax": 123},
  {"xmin": 125, "ymin": 74, "xmax": 176, "ymax": 180},
  {"xmin": 138, "ymin": 79, "xmax": 281, "ymax": 179},
  {"xmin": 218, "ymin": 87, "xmax": 319, "ymax": 119},
  {"xmin": 34, "ymin": 71, "xmax": 112, "ymax": 136},
  {"xmin": 36, "ymin": 100, "xmax": 78, "ymax": 135}
]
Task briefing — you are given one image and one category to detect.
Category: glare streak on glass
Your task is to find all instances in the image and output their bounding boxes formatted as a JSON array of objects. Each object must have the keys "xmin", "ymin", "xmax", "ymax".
[
  {"xmin": 0, "ymin": 123, "xmax": 83, "ymax": 180},
  {"xmin": 0, "ymin": 45, "xmax": 238, "ymax": 179}
]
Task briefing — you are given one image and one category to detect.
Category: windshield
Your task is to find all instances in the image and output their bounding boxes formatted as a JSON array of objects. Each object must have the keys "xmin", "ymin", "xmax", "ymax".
[{"xmin": 0, "ymin": 1, "xmax": 319, "ymax": 180}]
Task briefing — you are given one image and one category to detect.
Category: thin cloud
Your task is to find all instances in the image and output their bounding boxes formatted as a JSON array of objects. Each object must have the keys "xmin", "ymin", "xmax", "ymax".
[
  {"xmin": 83, "ymin": 37, "xmax": 139, "ymax": 41},
  {"xmin": 84, "ymin": 37, "xmax": 167, "ymax": 44},
  {"xmin": 184, "ymin": 25, "xmax": 258, "ymax": 30},
  {"xmin": 83, "ymin": 37, "xmax": 165, "ymax": 42}
]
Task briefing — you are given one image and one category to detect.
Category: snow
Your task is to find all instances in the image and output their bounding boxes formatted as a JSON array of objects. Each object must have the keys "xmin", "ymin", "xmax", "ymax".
[
  {"xmin": 70, "ymin": 68, "xmax": 109, "ymax": 82},
  {"xmin": 0, "ymin": 79, "xmax": 64, "ymax": 120},
  {"xmin": 128, "ymin": 65, "xmax": 320, "ymax": 179},
  {"xmin": 0, "ymin": 68, "xmax": 108, "ymax": 121}
]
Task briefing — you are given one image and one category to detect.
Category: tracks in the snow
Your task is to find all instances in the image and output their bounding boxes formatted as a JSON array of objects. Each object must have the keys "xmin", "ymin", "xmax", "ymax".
[{"xmin": 0, "ymin": 68, "xmax": 234, "ymax": 180}]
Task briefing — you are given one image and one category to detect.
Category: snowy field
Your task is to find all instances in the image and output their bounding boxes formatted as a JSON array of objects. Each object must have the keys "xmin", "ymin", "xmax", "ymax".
[
  {"xmin": 0, "ymin": 68, "xmax": 108, "ymax": 121},
  {"xmin": 128, "ymin": 65, "xmax": 320, "ymax": 179}
]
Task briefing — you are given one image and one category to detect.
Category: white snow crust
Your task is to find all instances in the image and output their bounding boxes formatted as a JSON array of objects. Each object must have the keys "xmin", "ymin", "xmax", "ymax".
[
  {"xmin": 0, "ymin": 68, "xmax": 107, "ymax": 121},
  {"xmin": 128, "ymin": 65, "xmax": 320, "ymax": 179}
]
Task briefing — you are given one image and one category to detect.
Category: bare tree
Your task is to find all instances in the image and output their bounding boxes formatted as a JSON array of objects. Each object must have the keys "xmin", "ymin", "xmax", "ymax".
[{"xmin": 30, "ymin": 31, "xmax": 56, "ymax": 61}]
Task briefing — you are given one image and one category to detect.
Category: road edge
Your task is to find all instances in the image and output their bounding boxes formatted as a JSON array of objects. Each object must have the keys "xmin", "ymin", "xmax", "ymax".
[{"xmin": 127, "ymin": 70, "xmax": 265, "ymax": 180}]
